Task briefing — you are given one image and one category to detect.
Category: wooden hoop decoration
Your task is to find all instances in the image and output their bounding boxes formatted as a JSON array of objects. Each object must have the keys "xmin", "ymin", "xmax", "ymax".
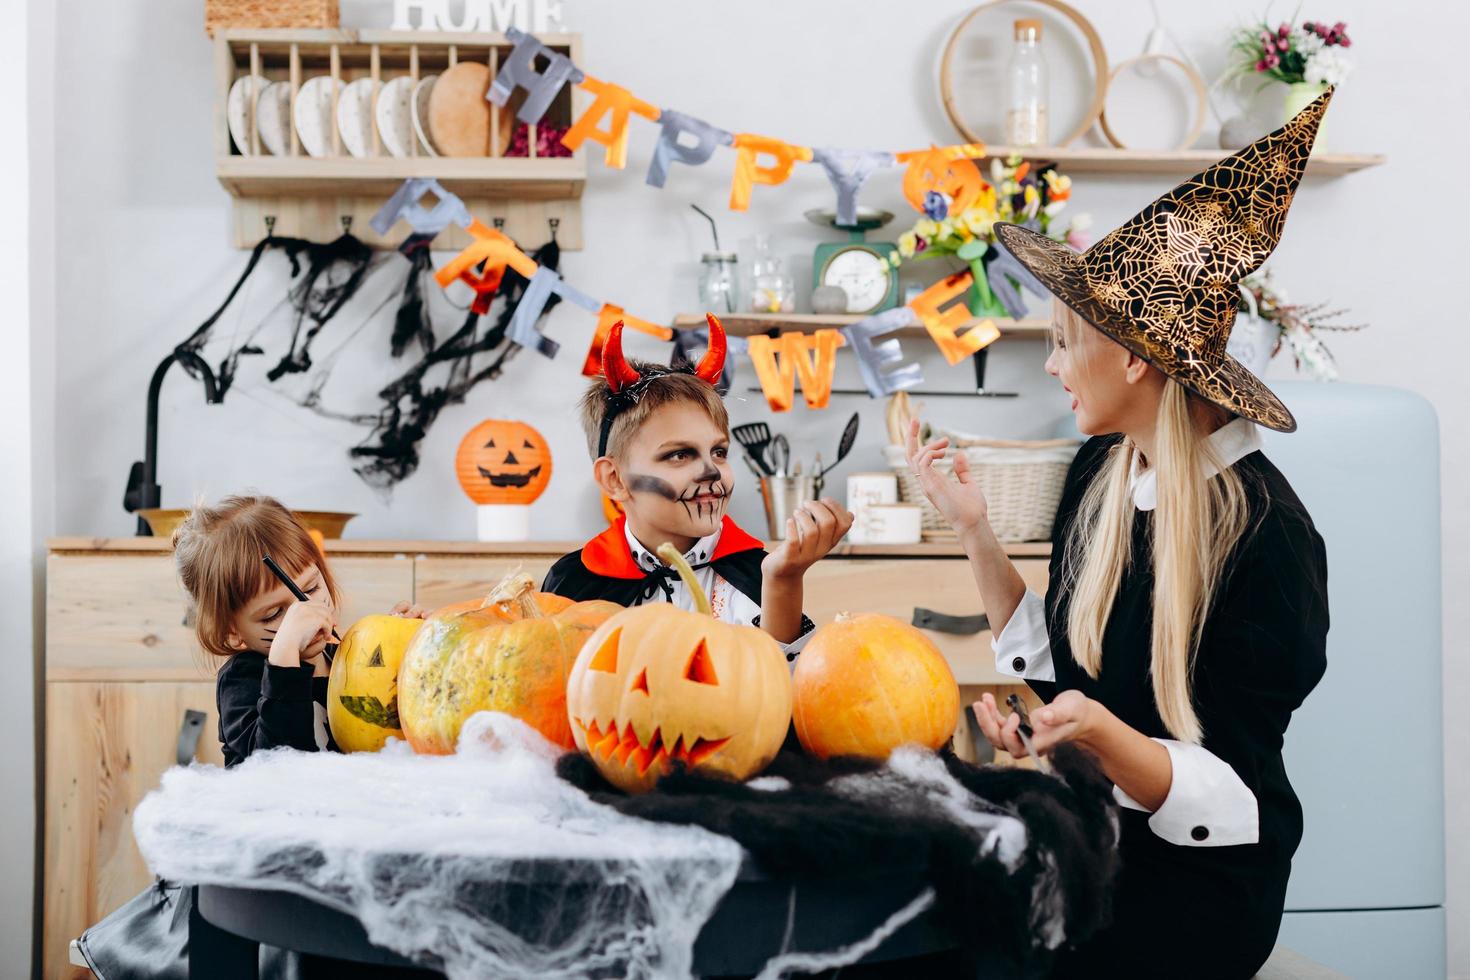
[
  {"xmin": 939, "ymin": 0, "xmax": 1108, "ymax": 148},
  {"xmin": 1099, "ymin": 54, "xmax": 1208, "ymax": 151}
]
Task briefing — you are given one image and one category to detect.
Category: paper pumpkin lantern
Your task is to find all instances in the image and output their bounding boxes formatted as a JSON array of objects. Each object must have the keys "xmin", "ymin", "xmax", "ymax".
[
  {"xmin": 398, "ymin": 574, "xmax": 620, "ymax": 754},
  {"xmin": 455, "ymin": 419, "xmax": 553, "ymax": 540},
  {"xmin": 897, "ymin": 144, "xmax": 988, "ymax": 216},
  {"xmin": 792, "ymin": 612, "xmax": 961, "ymax": 760},
  {"xmin": 326, "ymin": 613, "xmax": 424, "ymax": 753},
  {"xmin": 566, "ymin": 543, "xmax": 793, "ymax": 794}
]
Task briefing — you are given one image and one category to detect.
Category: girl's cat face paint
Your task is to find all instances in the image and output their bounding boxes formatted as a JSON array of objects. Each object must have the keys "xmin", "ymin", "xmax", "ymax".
[{"xmin": 617, "ymin": 403, "xmax": 733, "ymax": 539}]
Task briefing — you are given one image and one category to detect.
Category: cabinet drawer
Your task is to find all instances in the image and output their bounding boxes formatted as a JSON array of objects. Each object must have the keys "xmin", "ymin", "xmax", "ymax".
[
  {"xmin": 414, "ymin": 555, "xmax": 560, "ymax": 611},
  {"xmin": 800, "ymin": 558, "xmax": 1050, "ymax": 685},
  {"xmin": 46, "ymin": 554, "xmax": 414, "ymax": 680}
]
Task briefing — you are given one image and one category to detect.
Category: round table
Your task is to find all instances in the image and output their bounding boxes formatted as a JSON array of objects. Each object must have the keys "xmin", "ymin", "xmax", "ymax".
[{"xmin": 188, "ymin": 857, "xmax": 1035, "ymax": 978}]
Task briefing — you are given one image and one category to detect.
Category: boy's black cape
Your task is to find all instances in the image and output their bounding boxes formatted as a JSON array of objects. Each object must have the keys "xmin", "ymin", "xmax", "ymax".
[{"xmin": 541, "ymin": 516, "xmax": 813, "ymax": 644}]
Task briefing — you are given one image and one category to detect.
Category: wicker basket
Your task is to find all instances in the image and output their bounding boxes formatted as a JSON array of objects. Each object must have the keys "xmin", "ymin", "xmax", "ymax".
[
  {"xmin": 205, "ymin": 0, "xmax": 339, "ymax": 34},
  {"xmin": 883, "ymin": 437, "xmax": 1080, "ymax": 542}
]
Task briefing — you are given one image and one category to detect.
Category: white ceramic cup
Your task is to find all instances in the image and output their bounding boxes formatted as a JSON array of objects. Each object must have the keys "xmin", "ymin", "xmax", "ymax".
[
  {"xmin": 847, "ymin": 472, "xmax": 898, "ymax": 544},
  {"xmin": 859, "ymin": 504, "xmax": 923, "ymax": 545}
]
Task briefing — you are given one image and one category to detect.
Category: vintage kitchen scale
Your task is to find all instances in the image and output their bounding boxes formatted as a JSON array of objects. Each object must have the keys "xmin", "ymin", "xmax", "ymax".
[{"xmin": 806, "ymin": 208, "xmax": 899, "ymax": 316}]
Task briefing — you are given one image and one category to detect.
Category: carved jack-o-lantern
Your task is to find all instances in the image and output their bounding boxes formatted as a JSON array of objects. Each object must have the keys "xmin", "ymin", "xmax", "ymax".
[
  {"xmin": 566, "ymin": 543, "xmax": 793, "ymax": 794},
  {"xmin": 899, "ymin": 144, "xmax": 988, "ymax": 216},
  {"xmin": 455, "ymin": 419, "xmax": 553, "ymax": 506}
]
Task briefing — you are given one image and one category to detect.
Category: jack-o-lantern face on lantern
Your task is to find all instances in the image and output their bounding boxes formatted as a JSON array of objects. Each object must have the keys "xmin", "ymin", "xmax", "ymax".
[
  {"xmin": 455, "ymin": 419, "xmax": 553, "ymax": 506},
  {"xmin": 899, "ymin": 144, "xmax": 988, "ymax": 216},
  {"xmin": 566, "ymin": 545, "xmax": 793, "ymax": 794}
]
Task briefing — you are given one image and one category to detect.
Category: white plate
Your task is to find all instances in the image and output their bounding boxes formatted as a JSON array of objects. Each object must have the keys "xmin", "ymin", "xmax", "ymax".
[
  {"xmin": 256, "ymin": 80, "xmax": 292, "ymax": 156},
  {"xmin": 337, "ymin": 77, "xmax": 379, "ymax": 158},
  {"xmin": 227, "ymin": 74, "xmax": 268, "ymax": 155},
  {"xmin": 411, "ymin": 75, "xmax": 440, "ymax": 156},
  {"xmin": 295, "ymin": 76, "xmax": 342, "ymax": 157},
  {"xmin": 375, "ymin": 76, "xmax": 415, "ymax": 158}
]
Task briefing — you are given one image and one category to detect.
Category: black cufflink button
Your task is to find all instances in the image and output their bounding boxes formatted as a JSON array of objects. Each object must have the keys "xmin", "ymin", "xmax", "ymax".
[
  {"xmin": 1012, "ymin": 657, "xmax": 1026, "ymax": 672},
  {"xmin": 1191, "ymin": 825, "xmax": 1209, "ymax": 842}
]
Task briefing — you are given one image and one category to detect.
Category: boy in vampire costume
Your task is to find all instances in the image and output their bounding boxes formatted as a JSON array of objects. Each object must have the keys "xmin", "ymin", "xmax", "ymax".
[{"xmin": 542, "ymin": 314, "xmax": 854, "ymax": 664}]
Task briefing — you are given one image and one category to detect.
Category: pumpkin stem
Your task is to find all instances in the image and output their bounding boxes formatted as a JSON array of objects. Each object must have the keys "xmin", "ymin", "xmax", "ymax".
[
  {"xmin": 834, "ymin": 611, "xmax": 853, "ymax": 623},
  {"xmin": 655, "ymin": 543, "xmax": 712, "ymax": 617},
  {"xmin": 484, "ymin": 572, "xmax": 542, "ymax": 619}
]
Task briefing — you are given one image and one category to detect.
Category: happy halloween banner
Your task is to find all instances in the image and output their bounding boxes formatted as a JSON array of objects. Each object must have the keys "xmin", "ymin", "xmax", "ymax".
[{"xmin": 371, "ymin": 27, "xmax": 1055, "ymax": 405}]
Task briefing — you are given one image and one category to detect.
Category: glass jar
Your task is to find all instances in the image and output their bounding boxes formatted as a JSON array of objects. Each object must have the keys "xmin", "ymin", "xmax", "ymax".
[
  {"xmin": 699, "ymin": 251, "xmax": 739, "ymax": 314},
  {"xmin": 746, "ymin": 234, "xmax": 795, "ymax": 313},
  {"xmin": 1004, "ymin": 18, "xmax": 1049, "ymax": 146}
]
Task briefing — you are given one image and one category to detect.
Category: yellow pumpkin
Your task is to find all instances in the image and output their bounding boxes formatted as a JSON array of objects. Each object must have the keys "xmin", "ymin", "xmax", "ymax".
[
  {"xmin": 566, "ymin": 543, "xmax": 793, "ymax": 794},
  {"xmin": 326, "ymin": 613, "xmax": 424, "ymax": 753},
  {"xmin": 792, "ymin": 612, "xmax": 961, "ymax": 760},
  {"xmin": 398, "ymin": 575, "xmax": 619, "ymax": 755}
]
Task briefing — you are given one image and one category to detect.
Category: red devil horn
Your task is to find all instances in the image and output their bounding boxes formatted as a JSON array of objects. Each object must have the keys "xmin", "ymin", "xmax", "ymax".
[
  {"xmin": 696, "ymin": 313, "xmax": 727, "ymax": 384},
  {"xmin": 602, "ymin": 319, "xmax": 643, "ymax": 394}
]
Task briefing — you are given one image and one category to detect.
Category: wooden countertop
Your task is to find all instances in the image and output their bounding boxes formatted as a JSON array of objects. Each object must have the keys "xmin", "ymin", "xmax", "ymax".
[{"xmin": 48, "ymin": 537, "xmax": 1052, "ymax": 559}]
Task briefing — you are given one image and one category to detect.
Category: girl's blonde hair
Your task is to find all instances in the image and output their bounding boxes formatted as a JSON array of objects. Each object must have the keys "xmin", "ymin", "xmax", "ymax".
[
  {"xmin": 1055, "ymin": 305, "xmax": 1260, "ymax": 743},
  {"xmin": 171, "ymin": 496, "xmax": 341, "ymax": 658}
]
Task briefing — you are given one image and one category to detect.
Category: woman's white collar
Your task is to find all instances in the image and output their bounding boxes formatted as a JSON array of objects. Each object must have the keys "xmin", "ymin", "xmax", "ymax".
[{"xmin": 1128, "ymin": 417, "xmax": 1264, "ymax": 512}]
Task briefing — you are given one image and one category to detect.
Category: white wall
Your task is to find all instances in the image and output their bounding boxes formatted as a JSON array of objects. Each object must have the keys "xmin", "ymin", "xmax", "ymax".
[{"xmin": 39, "ymin": 0, "xmax": 1468, "ymax": 974}]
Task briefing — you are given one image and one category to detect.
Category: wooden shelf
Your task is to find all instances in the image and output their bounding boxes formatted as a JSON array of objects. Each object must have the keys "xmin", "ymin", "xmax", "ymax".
[
  {"xmin": 981, "ymin": 144, "xmax": 1385, "ymax": 177},
  {"xmin": 216, "ymin": 155, "xmax": 585, "ymax": 199},
  {"xmin": 673, "ymin": 312, "xmax": 1051, "ymax": 340}
]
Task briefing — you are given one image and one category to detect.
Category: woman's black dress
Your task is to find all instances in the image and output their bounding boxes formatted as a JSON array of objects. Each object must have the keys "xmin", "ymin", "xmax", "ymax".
[{"xmin": 1038, "ymin": 435, "xmax": 1329, "ymax": 980}]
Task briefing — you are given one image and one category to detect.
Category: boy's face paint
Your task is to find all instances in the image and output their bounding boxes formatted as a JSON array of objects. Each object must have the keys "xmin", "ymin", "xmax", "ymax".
[{"xmin": 617, "ymin": 402, "xmax": 733, "ymax": 541}]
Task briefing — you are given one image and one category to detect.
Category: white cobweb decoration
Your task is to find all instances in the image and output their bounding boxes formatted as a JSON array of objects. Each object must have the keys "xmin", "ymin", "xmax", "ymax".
[{"xmin": 135, "ymin": 712, "xmax": 743, "ymax": 979}]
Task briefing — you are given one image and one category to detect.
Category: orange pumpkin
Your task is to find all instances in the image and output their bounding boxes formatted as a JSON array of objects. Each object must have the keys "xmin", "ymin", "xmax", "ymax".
[
  {"xmin": 792, "ymin": 612, "xmax": 961, "ymax": 760},
  {"xmin": 398, "ymin": 574, "xmax": 619, "ymax": 754},
  {"xmin": 455, "ymin": 419, "xmax": 553, "ymax": 505},
  {"xmin": 566, "ymin": 543, "xmax": 793, "ymax": 794}
]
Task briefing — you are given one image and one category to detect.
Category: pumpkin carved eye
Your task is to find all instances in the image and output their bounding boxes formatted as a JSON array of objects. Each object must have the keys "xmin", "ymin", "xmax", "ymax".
[
  {"xmin": 630, "ymin": 667, "xmax": 649, "ymax": 693},
  {"xmin": 589, "ymin": 628, "xmax": 621, "ymax": 673},
  {"xmin": 684, "ymin": 640, "xmax": 718, "ymax": 685}
]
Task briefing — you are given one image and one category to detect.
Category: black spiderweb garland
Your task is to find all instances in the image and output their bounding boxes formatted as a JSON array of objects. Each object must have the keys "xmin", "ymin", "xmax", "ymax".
[
  {"xmin": 169, "ymin": 227, "xmax": 564, "ymax": 493},
  {"xmin": 349, "ymin": 236, "xmax": 563, "ymax": 490}
]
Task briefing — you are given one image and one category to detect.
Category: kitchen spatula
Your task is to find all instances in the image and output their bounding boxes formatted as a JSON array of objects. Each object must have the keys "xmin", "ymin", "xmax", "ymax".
[
  {"xmin": 813, "ymin": 412, "xmax": 860, "ymax": 495},
  {"xmin": 732, "ymin": 422, "xmax": 775, "ymax": 476}
]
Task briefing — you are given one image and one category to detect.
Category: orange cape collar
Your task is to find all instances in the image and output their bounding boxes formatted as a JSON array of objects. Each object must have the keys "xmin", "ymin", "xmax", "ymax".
[{"xmin": 580, "ymin": 515, "xmax": 764, "ymax": 580}]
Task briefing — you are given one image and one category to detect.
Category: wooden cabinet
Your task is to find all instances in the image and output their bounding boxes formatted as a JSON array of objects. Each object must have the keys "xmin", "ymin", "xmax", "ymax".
[{"xmin": 40, "ymin": 537, "xmax": 1048, "ymax": 980}]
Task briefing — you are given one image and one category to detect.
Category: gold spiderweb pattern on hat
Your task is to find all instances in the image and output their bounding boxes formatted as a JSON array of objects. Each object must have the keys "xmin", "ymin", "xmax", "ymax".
[{"xmin": 992, "ymin": 89, "xmax": 1333, "ymax": 433}]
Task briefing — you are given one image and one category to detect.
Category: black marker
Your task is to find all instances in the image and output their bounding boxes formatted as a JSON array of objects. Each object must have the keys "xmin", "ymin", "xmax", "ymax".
[{"xmin": 262, "ymin": 554, "xmax": 342, "ymax": 644}]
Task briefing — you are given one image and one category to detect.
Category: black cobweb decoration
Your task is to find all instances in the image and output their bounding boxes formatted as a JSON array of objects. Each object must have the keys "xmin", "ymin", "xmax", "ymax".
[
  {"xmin": 349, "ymin": 237, "xmax": 563, "ymax": 492},
  {"xmin": 169, "ymin": 228, "xmax": 567, "ymax": 494}
]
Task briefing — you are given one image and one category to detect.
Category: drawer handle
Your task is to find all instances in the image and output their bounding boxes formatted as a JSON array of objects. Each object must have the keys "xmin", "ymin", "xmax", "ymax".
[
  {"xmin": 912, "ymin": 607, "xmax": 989, "ymax": 635},
  {"xmin": 176, "ymin": 710, "xmax": 206, "ymax": 766}
]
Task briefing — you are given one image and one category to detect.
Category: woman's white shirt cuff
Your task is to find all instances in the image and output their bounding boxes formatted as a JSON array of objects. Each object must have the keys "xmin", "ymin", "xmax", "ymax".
[
  {"xmin": 1113, "ymin": 739, "xmax": 1260, "ymax": 847},
  {"xmin": 990, "ymin": 589, "xmax": 1055, "ymax": 682}
]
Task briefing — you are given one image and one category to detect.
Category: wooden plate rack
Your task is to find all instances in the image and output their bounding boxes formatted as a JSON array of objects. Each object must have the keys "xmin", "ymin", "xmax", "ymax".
[{"xmin": 212, "ymin": 28, "xmax": 586, "ymax": 250}]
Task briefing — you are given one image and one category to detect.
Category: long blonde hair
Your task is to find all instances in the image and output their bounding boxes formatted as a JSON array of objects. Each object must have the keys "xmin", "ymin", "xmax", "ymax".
[{"xmin": 1056, "ymin": 309, "xmax": 1259, "ymax": 743}]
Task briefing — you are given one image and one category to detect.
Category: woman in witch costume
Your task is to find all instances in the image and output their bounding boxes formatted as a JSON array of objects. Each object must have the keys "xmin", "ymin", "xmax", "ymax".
[{"xmin": 907, "ymin": 94, "xmax": 1334, "ymax": 977}]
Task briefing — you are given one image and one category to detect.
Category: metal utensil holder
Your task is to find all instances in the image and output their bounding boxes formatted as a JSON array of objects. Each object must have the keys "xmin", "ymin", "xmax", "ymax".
[{"xmin": 760, "ymin": 475, "xmax": 816, "ymax": 539}]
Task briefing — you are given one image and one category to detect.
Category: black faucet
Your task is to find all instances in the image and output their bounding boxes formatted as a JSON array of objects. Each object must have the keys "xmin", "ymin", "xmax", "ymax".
[{"xmin": 123, "ymin": 350, "xmax": 223, "ymax": 536}]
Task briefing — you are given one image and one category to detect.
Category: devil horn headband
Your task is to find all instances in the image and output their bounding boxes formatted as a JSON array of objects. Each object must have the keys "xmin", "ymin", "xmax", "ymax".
[
  {"xmin": 602, "ymin": 313, "xmax": 726, "ymax": 393},
  {"xmin": 596, "ymin": 313, "xmax": 728, "ymax": 456}
]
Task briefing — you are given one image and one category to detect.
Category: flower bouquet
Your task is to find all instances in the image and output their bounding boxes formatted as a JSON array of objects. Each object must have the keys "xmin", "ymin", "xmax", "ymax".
[
  {"xmin": 1227, "ymin": 268, "xmax": 1366, "ymax": 381},
  {"xmin": 887, "ymin": 156, "xmax": 1090, "ymax": 318},
  {"xmin": 1229, "ymin": 16, "xmax": 1353, "ymax": 127}
]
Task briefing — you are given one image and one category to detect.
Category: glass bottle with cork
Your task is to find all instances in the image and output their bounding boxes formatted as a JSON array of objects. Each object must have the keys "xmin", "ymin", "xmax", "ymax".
[{"xmin": 1005, "ymin": 18, "xmax": 1049, "ymax": 146}]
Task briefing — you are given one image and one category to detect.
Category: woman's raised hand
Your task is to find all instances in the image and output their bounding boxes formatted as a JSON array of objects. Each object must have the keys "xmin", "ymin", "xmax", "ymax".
[{"xmin": 904, "ymin": 418, "xmax": 989, "ymax": 535}]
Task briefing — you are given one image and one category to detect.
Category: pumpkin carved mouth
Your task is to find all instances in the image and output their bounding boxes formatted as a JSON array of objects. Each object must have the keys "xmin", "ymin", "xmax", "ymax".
[
  {"xmin": 478, "ymin": 463, "xmax": 542, "ymax": 488},
  {"xmin": 577, "ymin": 718, "xmax": 731, "ymax": 777}
]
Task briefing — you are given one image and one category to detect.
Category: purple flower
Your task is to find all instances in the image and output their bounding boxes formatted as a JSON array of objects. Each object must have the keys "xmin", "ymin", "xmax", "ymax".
[
  {"xmin": 1256, "ymin": 58, "xmax": 1269, "ymax": 72},
  {"xmin": 914, "ymin": 235, "xmax": 929, "ymax": 254},
  {"xmin": 1338, "ymin": 34, "xmax": 1352, "ymax": 48},
  {"xmin": 923, "ymin": 191, "xmax": 950, "ymax": 221},
  {"xmin": 1277, "ymin": 22, "xmax": 1291, "ymax": 37}
]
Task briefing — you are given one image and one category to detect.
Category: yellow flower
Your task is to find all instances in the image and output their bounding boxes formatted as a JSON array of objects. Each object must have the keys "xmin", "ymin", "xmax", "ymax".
[
  {"xmin": 937, "ymin": 219, "xmax": 955, "ymax": 239},
  {"xmin": 916, "ymin": 219, "xmax": 940, "ymax": 238},
  {"xmin": 898, "ymin": 231, "xmax": 918, "ymax": 258}
]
